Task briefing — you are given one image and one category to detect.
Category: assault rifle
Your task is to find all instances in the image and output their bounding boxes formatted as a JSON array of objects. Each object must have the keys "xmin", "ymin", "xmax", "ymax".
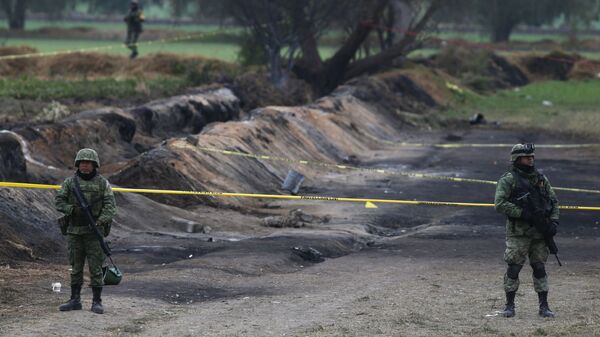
[
  {"xmin": 72, "ymin": 176, "xmax": 112, "ymax": 257},
  {"xmin": 519, "ymin": 192, "xmax": 562, "ymax": 266}
]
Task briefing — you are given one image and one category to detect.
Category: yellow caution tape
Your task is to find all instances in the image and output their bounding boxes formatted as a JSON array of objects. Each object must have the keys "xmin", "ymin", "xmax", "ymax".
[
  {"xmin": 359, "ymin": 132, "xmax": 600, "ymax": 149},
  {"xmin": 0, "ymin": 31, "xmax": 222, "ymax": 61},
  {"xmin": 172, "ymin": 143, "xmax": 600, "ymax": 195},
  {"xmin": 1, "ymin": 181, "xmax": 599, "ymax": 211}
]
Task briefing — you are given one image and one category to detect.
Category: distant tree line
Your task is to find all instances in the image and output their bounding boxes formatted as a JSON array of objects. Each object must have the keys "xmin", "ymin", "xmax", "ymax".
[
  {"xmin": 0, "ymin": 0, "xmax": 164, "ymax": 29},
  {"xmin": 444, "ymin": 0, "xmax": 600, "ymax": 42}
]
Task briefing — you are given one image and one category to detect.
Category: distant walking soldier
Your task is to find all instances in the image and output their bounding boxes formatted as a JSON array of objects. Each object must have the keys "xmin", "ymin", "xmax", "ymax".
[
  {"xmin": 55, "ymin": 148, "xmax": 116, "ymax": 314},
  {"xmin": 124, "ymin": 0, "xmax": 145, "ymax": 59},
  {"xmin": 495, "ymin": 144, "xmax": 559, "ymax": 318}
]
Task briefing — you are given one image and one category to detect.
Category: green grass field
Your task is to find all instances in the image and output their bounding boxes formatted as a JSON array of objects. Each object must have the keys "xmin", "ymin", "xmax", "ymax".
[
  {"xmin": 1, "ymin": 37, "xmax": 339, "ymax": 62},
  {"xmin": 434, "ymin": 31, "xmax": 600, "ymax": 43},
  {"xmin": 446, "ymin": 80, "xmax": 600, "ymax": 137},
  {"xmin": 2, "ymin": 19, "xmax": 600, "ymax": 63},
  {"xmin": 2, "ymin": 37, "xmax": 242, "ymax": 61},
  {"xmin": 0, "ymin": 19, "xmax": 236, "ymax": 33}
]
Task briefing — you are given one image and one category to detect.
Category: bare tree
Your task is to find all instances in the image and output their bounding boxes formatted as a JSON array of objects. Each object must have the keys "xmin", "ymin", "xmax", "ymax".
[
  {"xmin": 203, "ymin": 0, "xmax": 443, "ymax": 94},
  {"xmin": 293, "ymin": 0, "xmax": 443, "ymax": 95},
  {"xmin": 212, "ymin": 0, "xmax": 301, "ymax": 87}
]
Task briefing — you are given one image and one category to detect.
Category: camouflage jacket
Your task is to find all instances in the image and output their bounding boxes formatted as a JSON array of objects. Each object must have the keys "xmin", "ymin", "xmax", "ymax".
[
  {"xmin": 55, "ymin": 173, "xmax": 117, "ymax": 235},
  {"xmin": 494, "ymin": 166, "xmax": 559, "ymax": 238},
  {"xmin": 124, "ymin": 9, "xmax": 144, "ymax": 32}
]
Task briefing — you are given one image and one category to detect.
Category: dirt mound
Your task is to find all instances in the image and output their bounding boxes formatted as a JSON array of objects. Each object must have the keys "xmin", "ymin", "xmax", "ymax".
[
  {"xmin": 0, "ymin": 132, "xmax": 26, "ymax": 181},
  {"xmin": 41, "ymin": 52, "xmax": 122, "ymax": 78},
  {"xmin": 0, "ymin": 46, "xmax": 40, "ymax": 77},
  {"xmin": 110, "ymin": 75, "xmax": 421, "ymax": 208},
  {"xmin": 0, "ymin": 88, "xmax": 242, "ymax": 260},
  {"xmin": 230, "ymin": 72, "xmax": 313, "ymax": 111},
  {"xmin": 0, "ymin": 46, "xmax": 37, "ymax": 56},
  {"xmin": 0, "ymin": 68, "xmax": 441, "ymax": 260},
  {"xmin": 0, "ymin": 188, "xmax": 64, "ymax": 262},
  {"xmin": 129, "ymin": 87, "xmax": 240, "ymax": 139},
  {"xmin": 429, "ymin": 46, "xmax": 529, "ymax": 92},
  {"xmin": 5, "ymin": 88, "xmax": 240, "ymax": 179},
  {"xmin": 519, "ymin": 51, "xmax": 581, "ymax": 81},
  {"xmin": 13, "ymin": 108, "xmax": 138, "ymax": 174},
  {"xmin": 353, "ymin": 74, "xmax": 435, "ymax": 109},
  {"xmin": 569, "ymin": 59, "xmax": 600, "ymax": 79},
  {"xmin": 0, "ymin": 51, "xmax": 239, "ymax": 79}
]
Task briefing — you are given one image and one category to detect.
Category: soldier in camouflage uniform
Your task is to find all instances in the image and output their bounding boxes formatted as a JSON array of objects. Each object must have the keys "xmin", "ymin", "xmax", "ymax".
[
  {"xmin": 124, "ymin": 0, "xmax": 145, "ymax": 59},
  {"xmin": 495, "ymin": 144, "xmax": 559, "ymax": 318},
  {"xmin": 55, "ymin": 148, "xmax": 117, "ymax": 314}
]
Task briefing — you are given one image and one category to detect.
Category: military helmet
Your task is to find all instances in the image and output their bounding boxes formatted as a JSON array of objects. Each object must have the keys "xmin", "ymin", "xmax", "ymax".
[
  {"xmin": 511, "ymin": 143, "xmax": 535, "ymax": 162},
  {"xmin": 75, "ymin": 148, "xmax": 100, "ymax": 168},
  {"xmin": 102, "ymin": 265, "xmax": 123, "ymax": 285}
]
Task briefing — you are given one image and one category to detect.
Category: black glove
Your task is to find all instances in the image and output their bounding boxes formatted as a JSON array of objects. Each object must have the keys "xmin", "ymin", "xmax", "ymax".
[{"xmin": 547, "ymin": 220, "xmax": 558, "ymax": 237}]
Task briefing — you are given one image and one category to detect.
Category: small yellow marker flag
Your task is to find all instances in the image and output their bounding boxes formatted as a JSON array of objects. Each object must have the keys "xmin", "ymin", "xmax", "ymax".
[{"xmin": 365, "ymin": 201, "xmax": 378, "ymax": 209}]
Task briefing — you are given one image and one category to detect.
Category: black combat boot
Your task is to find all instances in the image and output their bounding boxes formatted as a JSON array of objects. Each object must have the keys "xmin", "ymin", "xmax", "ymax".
[
  {"xmin": 91, "ymin": 287, "xmax": 104, "ymax": 314},
  {"xmin": 59, "ymin": 284, "xmax": 82, "ymax": 311},
  {"xmin": 500, "ymin": 291, "xmax": 516, "ymax": 317},
  {"xmin": 538, "ymin": 291, "xmax": 555, "ymax": 318}
]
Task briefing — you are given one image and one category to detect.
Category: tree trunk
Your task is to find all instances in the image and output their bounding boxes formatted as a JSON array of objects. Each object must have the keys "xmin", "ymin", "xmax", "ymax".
[
  {"xmin": 268, "ymin": 47, "xmax": 285, "ymax": 88},
  {"xmin": 1, "ymin": 0, "xmax": 27, "ymax": 30},
  {"xmin": 491, "ymin": 21, "xmax": 515, "ymax": 43},
  {"xmin": 488, "ymin": 0, "xmax": 515, "ymax": 43},
  {"xmin": 293, "ymin": 0, "xmax": 390, "ymax": 95},
  {"xmin": 293, "ymin": 0, "xmax": 442, "ymax": 96},
  {"xmin": 345, "ymin": 0, "xmax": 439, "ymax": 81}
]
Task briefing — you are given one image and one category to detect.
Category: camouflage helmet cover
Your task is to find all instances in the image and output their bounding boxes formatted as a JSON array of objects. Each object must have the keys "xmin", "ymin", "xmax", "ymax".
[
  {"xmin": 75, "ymin": 148, "xmax": 100, "ymax": 167},
  {"xmin": 511, "ymin": 143, "xmax": 535, "ymax": 162}
]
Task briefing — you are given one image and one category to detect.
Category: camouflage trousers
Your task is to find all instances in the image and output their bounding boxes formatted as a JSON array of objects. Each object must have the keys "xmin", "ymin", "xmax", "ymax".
[
  {"xmin": 125, "ymin": 29, "xmax": 140, "ymax": 52},
  {"xmin": 503, "ymin": 236, "xmax": 549, "ymax": 293},
  {"xmin": 68, "ymin": 233, "xmax": 105, "ymax": 287}
]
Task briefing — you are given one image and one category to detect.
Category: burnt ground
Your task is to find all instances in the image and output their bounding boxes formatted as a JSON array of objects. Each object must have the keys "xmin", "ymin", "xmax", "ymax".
[{"xmin": 1, "ymin": 127, "xmax": 600, "ymax": 337}]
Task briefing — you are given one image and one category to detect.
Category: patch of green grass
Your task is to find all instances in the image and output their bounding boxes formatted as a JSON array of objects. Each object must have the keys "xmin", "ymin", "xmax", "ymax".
[
  {"xmin": 446, "ymin": 79, "xmax": 600, "ymax": 137},
  {"xmin": 434, "ymin": 31, "xmax": 600, "ymax": 43},
  {"xmin": 2, "ymin": 38, "xmax": 242, "ymax": 61},
  {"xmin": 0, "ymin": 77, "xmax": 189, "ymax": 100},
  {"xmin": 1, "ymin": 38, "xmax": 338, "ymax": 63},
  {"xmin": 0, "ymin": 19, "xmax": 237, "ymax": 33}
]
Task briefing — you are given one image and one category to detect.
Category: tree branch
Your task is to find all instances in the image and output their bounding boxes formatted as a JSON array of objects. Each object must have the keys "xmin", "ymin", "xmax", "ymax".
[
  {"xmin": 344, "ymin": 0, "xmax": 442, "ymax": 79},
  {"xmin": 324, "ymin": 0, "xmax": 390, "ymax": 70}
]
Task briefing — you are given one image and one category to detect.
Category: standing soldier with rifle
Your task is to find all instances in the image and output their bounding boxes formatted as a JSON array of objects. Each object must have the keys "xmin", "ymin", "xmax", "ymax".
[
  {"xmin": 495, "ymin": 143, "xmax": 560, "ymax": 318},
  {"xmin": 55, "ymin": 148, "xmax": 116, "ymax": 314},
  {"xmin": 124, "ymin": 0, "xmax": 145, "ymax": 59}
]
